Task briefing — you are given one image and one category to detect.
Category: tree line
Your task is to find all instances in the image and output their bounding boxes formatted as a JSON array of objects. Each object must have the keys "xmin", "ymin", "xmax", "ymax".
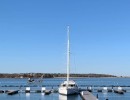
[{"xmin": 0, "ymin": 73, "xmax": 116, "ymax": 78}]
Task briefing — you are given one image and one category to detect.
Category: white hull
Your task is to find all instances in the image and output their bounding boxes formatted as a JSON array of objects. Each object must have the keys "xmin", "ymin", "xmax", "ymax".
[
  {"xmin": 59, "ymin": 80, "xmax": 79, "ymax": 95},
  {"xmin": 59, "ymin": 87, "xmax": 79, "ymax": 95}
]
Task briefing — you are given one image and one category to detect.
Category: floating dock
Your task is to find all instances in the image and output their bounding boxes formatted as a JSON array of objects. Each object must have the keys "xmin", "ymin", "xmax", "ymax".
[
  {"xmin": 7, "ymin": 90, "xmax": 19, "ymax": 95},
  {"xmin": 114, "ymin": 90, "xmax": 124, "ymax": 94},
  {"xmin": 80, "ymin": 91, "xmax": 97, "ymax": 100},
  {"xmin": 44, "ymin": 90, "xmax": 51, "ymax": 95},
  {"xmin": 0, "ymin": 86, "xmax": 128, "ymax": 94}
]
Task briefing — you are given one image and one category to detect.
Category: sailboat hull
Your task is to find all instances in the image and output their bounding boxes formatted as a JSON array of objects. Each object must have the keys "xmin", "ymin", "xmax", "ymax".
[
  {"xmin": 59, "ymin": 88, "xmax": 79, "ymax": 95},
  {"xmin": 59, "ymin": 80, "xmax": 79, "ymax": 95}
]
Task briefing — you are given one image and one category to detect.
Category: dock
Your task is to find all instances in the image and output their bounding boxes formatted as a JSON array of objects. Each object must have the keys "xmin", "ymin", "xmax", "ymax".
[
  {"xmin": 114, "ymin": 86, "xmax": 124, "ymax": 94},
  {"xmin": 7, "ymin": 90, "xmax": 19, "ymax": 95},
  {"xmin": 114, "ymin": 90, "xmax": 124, "ymax": 94},
  {"xmin": 44, "ymin": 90, "xmax": 51, "ymax": 95},
  {"xmin": 80, "ymin": 91, "xmax": 97, "ymax": 100}
]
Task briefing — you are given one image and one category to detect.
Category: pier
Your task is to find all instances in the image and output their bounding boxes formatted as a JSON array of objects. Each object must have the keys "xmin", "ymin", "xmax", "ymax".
[{"xmin": 80, "ymin": 91, "xmax": 97, "ymax": 100}]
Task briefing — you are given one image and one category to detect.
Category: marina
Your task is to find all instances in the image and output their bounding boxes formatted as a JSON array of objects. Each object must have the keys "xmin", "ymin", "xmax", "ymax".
[
  {"xmin": 1, "ymin": 0, "xmax": 130, "ymax": 100},
  {"xmin": 0, "ymin": 78, "xmax": 130, "ymax": 99}
]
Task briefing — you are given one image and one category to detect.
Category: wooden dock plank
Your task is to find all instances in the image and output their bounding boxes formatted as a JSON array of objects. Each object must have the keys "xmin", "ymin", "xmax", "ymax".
[{"xmin": 80, "ymin": 91, "xmax": 97, "ymax": 100}]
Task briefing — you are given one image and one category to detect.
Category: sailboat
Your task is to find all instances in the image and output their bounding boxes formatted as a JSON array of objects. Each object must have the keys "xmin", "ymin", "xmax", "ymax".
[{"xmin": 58, "ymin": 26, "xmax": 79, "ymax": 95}]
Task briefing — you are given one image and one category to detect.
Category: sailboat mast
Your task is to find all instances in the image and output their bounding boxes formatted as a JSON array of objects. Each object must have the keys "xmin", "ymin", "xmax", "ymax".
[{"xmin": 67, "ymin": 26, "xmax": 70, "ymax": 83}]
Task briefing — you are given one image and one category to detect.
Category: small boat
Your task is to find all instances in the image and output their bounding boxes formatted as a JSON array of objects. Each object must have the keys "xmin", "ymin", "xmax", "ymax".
[
  {"xmin": 27, "ymin": 78, "xmax": 35, "ymax": 84},
  {"xmin": 27, "ymin": 75, "xmax": 43, "ymax": 85}
]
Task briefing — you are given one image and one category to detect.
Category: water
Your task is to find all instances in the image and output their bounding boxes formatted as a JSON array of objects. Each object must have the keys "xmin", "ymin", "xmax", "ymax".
[{"xmin": 0, "ymin": 78, "xmax": 130, "ymax": 100}]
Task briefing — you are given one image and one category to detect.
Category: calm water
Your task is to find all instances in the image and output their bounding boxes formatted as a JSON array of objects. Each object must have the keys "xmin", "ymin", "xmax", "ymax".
[{"xmin": 0, "ymin": 78, "xmax": 130, "ymax": 100}]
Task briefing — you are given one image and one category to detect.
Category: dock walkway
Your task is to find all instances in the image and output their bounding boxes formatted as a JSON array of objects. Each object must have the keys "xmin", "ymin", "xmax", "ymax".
[{"xmin": 80, "ymin": 91, "xmax": 97, "ymax": 100}]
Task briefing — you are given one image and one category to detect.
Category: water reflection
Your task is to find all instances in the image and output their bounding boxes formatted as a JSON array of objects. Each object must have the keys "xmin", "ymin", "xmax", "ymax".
[
  {"xmin": 59, "ymin": 94, "xmax": 78, "ymax": 100},
  {"xmin": 41, "ymin": 93, "xmax": 45, "ymax": 96},
  {"xmin": 26, "ymin": 93, "xmax": 30, "ymax": 100},
  {"xmin": 41, "ymin": 93, "xmax": 45, "ymax": 99},
  {"xmin": 59, "ymin": 95, "xmax": 67, "ymax": 100}
]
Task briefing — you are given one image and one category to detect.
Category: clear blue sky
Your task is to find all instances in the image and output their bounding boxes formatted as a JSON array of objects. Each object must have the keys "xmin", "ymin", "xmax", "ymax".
[{"xmin": 0, "ymin": 0, "xmax": 130, "ymax": 76}]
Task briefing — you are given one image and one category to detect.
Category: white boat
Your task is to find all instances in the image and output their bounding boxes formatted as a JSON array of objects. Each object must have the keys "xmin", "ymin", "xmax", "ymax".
[
  {"xmin": 58, "ymin": 26, "xmax": 79, "ymax": 95},
  {"xmin": 27, "ymin": 75, "xmax": 43, "ymax": 85}
]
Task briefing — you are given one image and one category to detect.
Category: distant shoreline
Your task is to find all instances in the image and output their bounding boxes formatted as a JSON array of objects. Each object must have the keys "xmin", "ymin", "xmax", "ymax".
[
  {"xmin": 0, "ymin": 77, "xmax": 129, "ymax": 79},
  {"xmin": 0, "ymin": 73, "xmax": 117, "ymax": 78}
]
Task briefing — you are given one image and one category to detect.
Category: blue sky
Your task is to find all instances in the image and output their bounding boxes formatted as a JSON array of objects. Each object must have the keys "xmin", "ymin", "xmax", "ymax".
[{"xmin": 0, "ymin": 0, "xmax": 130, "ymax": 76}]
